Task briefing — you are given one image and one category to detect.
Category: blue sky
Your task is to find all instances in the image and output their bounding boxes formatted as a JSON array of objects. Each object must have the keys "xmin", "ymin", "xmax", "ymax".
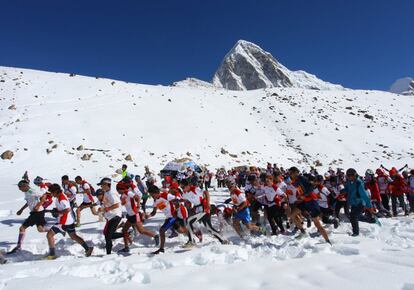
[{"xmin": 0, "ymin": 0, "xmax": 413, "ymax": 90}]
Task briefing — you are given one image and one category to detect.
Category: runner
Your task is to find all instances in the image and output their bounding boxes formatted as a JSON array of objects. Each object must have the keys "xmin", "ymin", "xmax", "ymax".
[
  {"xmin": 289, "ymin": 167, "xmax": 331, "ymax": 244},
  {"xmin": 45, "ymin": 184, "xmax": 93, "ymax": 259},
  {"xmin": 96, "ymin": 178, "xmax": 124, "ymax": 254},
  {"xmin": 61, "ymin": 175, "xmax": 78, "ymax": 222},
  {"xmin": 74, "ymin": 176, "xmax": 99, "ymax": 226},
  {"xmin": 147, "ymin": 185, "xmax": 188, "ymax": 254},
  {"xmin": 180, "ymin": 180, "xmax": 227, "ymax": 246},
  {"xmin": 8, "ymin": 180, "xmax": 47, "ymax": 254},
  {"xmin": 134, "ymin": 175, "xmax": 149, "ymax": 214},
  {"xmin": 33, "ymin": 176, "xmax": 54, "ymax": 209},
  {"xmin": 116, "ymin": 182, "xmax": 159, "ymax": 253},
  {"xmin": 263, "ymin": 175, "xmax": 286, "ymax": 235},
  {"xmin": 314, "ymin": 175, "xmax": 339, "ymax": 228},
  {"xmin": 226, "ymin": 181, "xmax": 264, "ymax": 238}
]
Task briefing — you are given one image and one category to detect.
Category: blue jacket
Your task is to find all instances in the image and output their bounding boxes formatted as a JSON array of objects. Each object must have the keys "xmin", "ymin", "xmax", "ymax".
[{"xmin": 342, "ymin": 177, "xmax": 372, "ymax": 208}]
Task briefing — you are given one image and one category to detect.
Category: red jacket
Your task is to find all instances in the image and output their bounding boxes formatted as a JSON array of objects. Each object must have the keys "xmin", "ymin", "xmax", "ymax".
[
  {"xmin": 389, "ymin": 174, "xmax": 407, "ymax": 196},
  {"xmin": 365, "ymin": 181, "xmax": 381, "ymax": 202}
]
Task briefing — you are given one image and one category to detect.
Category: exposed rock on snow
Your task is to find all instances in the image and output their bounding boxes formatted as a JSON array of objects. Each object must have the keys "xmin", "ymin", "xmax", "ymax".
[
  {"xmin": 81, "ymin": 153, "xmax": 92, "ymax": 161},
  {"xmin": 1, "ymin": 150, "xmax": 14, "ymax": 160},
  {"xmin": 212, "ymin": 40, "xmax": 344, "ymax": 91}
]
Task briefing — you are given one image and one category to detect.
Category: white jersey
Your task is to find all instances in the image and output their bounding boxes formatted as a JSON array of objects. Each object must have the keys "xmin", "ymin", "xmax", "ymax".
[
  {"xmin": 230, "ymin": 188, "xmax": 246, "ymax": 206},
  {"xmin": 55, "ymin": 192, "xmax": 74, "ymax": 225},
  {"xmin": 277, "ymin": 181, "xmax": 288, "ymax": 193},
  {"xmin": 99, "ymin": 190, "xmax": 122, "ymax": 220},
  {"xmin": 182, "ymin": 187, "xmax": 204, "ymax": 213},
  {"xmin": 263, "ymin": 185, "xmax": 285, "ymax": 206},
  {"xmin": 63, "ymin": 183, "xmax": 77, "ymax": 202},
  {"xmin": 330, "ymin": 184, "xmax": 345, "ymax": 198},
  {"xmin": 153, "ymin": 192, "xmax": 176, "ymax": 218},
  {"xmin": 121, "ymin": 190, "xmax": 139, "ymax": 216},
  {"xmin": 129, "ymin": 182, "xmax": 142, "ymax": 198},
  {"xmin": 285, "ymin": 183, "xmax": 298, "ymax": 204},
  {"xmin": 78, "ymin": 181, "xmax": 94, "ymax": 203},
  {"xmin": 25, "ymin": 188, "xmax": 44, "ymax": 212},
  {"xmin": 315, "ymin": 186, "xmax": 331, "ymax": 208}
]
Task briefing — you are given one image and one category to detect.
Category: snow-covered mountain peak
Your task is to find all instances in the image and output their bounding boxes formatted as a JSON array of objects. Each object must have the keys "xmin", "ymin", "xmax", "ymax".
[
  {"xmin": 212, "ymin": 40, "xmax": 343, "ymax": 91},
  {"xmin": 389, "ymin": 77, "xmax": 414, "ymax": 95}
]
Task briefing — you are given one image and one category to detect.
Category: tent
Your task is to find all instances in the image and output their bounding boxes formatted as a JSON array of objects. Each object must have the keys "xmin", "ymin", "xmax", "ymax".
[{"xmin": 160, "ymin": 158, "xmax": 202, "ymax": 178}]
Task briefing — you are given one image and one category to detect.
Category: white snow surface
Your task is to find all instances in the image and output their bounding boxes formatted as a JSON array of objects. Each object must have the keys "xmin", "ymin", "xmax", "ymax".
[{"xmin": 0, "ymin": 66, "xmax": 414, "ymax": 289}]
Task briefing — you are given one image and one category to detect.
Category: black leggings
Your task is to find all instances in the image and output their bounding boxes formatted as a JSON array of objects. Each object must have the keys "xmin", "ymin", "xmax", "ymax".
[
  {"xmin": 381, "ymin": 194, "xmax": 390, "ymax": 211},
  {"xmin": 104, "ymin": 216, "xmax": 123, "ymax": 254},
  {"xmin": 141, "ymin": 196, "xmax": 149, "ymax": 213},
  {"xmin": 350, "ymin": 204, "xmax": 363, "ymax": 235},
  {"xmin": 335, "ymin": 200, "xmax": 349, "ymax": 218},
  {"xmin": 391, "ymin": 195, "xmax": 407, "ymax": 216},
  {"xmin": 266, "ymin": 205, "xmax": 285, "ymax": 234},
  {"xmin": 187, "ymin": 213, "xmax": 224, "ymax": 243}
]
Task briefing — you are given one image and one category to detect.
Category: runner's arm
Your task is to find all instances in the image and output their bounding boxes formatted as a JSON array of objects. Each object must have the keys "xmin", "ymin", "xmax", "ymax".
[{"xmin": 16, "ymin": 203, "xmax": 28, "ymax": 215}]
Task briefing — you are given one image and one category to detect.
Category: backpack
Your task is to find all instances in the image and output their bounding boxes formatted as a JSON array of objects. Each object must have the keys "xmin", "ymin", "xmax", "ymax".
[
  {"xmin": 69, "ymin": 180, "xmax": 79, "ymax": 193},
  {"xmin": 83, "ymin": 180, "xmax": 96, "ymax": 196}
]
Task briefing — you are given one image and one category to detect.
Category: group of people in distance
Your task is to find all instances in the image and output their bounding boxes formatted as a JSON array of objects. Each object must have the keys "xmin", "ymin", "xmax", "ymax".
[{"xmin": 4, "ymin": 162, "xmax": 414, "ymax": 261}]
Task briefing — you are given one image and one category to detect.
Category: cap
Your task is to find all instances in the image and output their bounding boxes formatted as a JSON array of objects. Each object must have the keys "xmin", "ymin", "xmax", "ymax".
[
  {"xmin": 97, "ymin": 178, "xmax": 112, "ymax": 186},
  {"xmin": 33, "ymin": 176, "xmax": 43, "ymax": 185}
]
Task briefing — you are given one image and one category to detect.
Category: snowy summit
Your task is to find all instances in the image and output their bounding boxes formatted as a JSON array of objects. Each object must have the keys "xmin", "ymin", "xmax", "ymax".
[
  {"xmin": 389, "ymin": 77, "xmax": 414, "ymax": 95},
  {"xmin": 212, "ymin": 40, "xmax": 344, "ymax": 91}
]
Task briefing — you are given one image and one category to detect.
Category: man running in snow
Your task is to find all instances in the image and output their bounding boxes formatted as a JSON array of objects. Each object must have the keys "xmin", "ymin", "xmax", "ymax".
[
  {"xmin": 8, "ymin": 180, "xmax": 47, "ymax": 254},
  {"xmin": 226, "ymin": 181, "xmax": 264, "ymax": 238},
  {"xmin": 263, "ymin": 175, "xmax": 286, "ymax": 235},
  {"xmin": 134, "ymin": 175, "xmax": 149, "ymax": 214},
  {"xmin": 74, "ymin": 176, "xmax": 99, "ymax": 226},
  {"xmin": 61, "ymin": 175, "xmax": 78, "ymax": 222},
  {"xmin": 45, "ymin": 184, "xmax": 93, "ymax": 259},
  {"xmin": 314, "ymin": 175, "xmax": 339, "ymax": 228},
  {"xmin": 289, "ymin": 167, "xmax": 331, "ymax": 244},
  {"xmin": 116, "ymin": 182, "xmax": 159, "ymax": 253},
  {"xmin": 147, "ymin": 185, "xmax": 188, "ymax": 254},
  {"xmin": 96, "ymin": 178, "xmax": 124, "ymax": 254},
  {"xmin": 180, "ymin": 180, "xmax": 227, "ymax": 247},
  {"xmin": 33, "ymin": 176, "xmax": 54, "ymax": 209}
]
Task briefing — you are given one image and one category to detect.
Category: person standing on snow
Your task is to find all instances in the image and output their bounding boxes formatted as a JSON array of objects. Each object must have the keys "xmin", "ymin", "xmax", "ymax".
[
  {"xmin": 387, "ymin": 167, "xmax": 408, "ymax": 216},
  {"xmin": 364, "ymin": 170, "xmax": 391, "ymax": 217},
  {"xmin": 407, "ymin": 169, "xmax": 414, "ymax": 213},
  {"xmin": 341, "ymin": 168, "xmax": 373, "ymax": 237},
  {"xmin": 376, "ymin": 168, "xmax": 392, "ymax": 211}
]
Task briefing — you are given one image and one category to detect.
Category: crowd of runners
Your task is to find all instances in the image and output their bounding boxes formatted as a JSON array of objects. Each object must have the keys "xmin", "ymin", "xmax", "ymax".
[{"xmin": 3, "ymin": 162, "xmax": 414, "ymax": 261}]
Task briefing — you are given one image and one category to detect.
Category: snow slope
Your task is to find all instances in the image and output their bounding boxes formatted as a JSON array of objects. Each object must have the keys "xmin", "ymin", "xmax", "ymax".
[
  {"xmin": 0, "ymin": 66, "xmax": 414, "ymax": 290},
  {"xmin": 212, "ymin": 40, "xmax": 344, "ymax": 91}
]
